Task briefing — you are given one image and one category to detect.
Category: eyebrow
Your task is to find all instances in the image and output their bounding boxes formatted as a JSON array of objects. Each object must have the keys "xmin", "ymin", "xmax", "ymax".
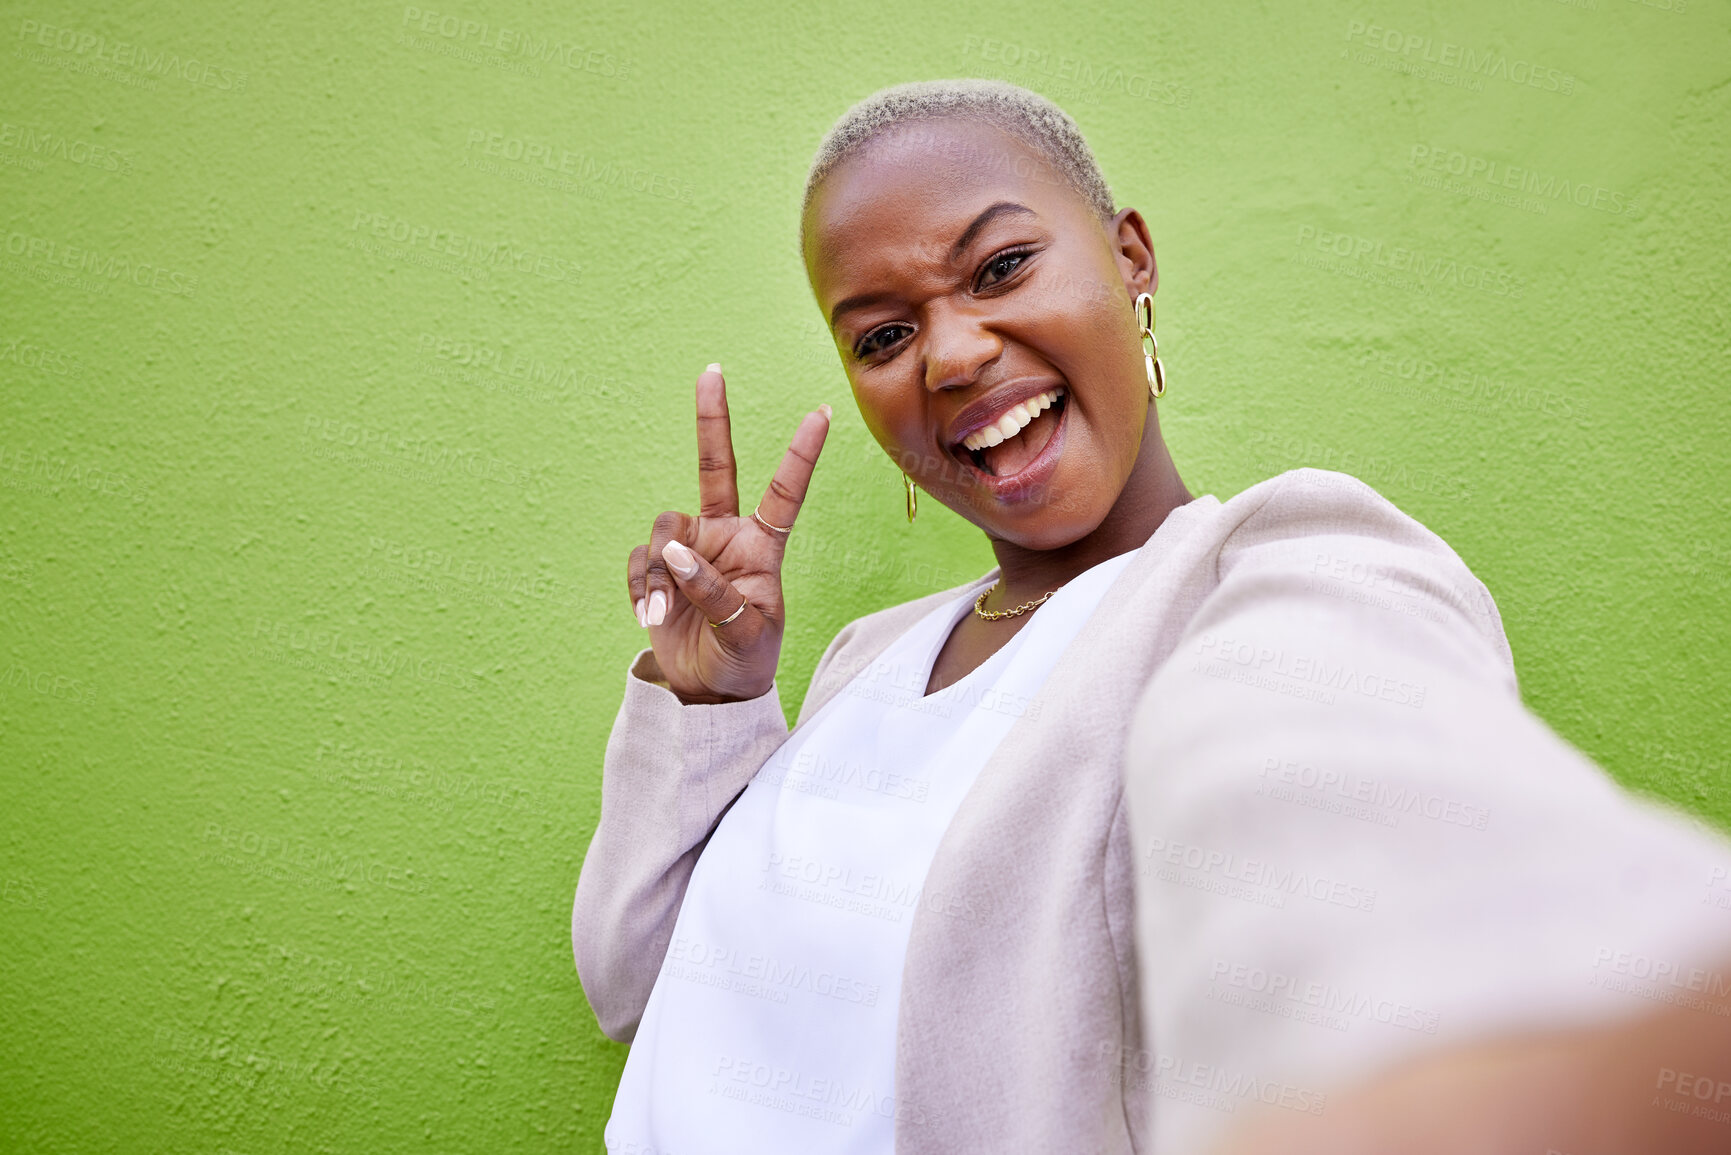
[
  {"xmin": 949, "ymin": 201, "xmax": 1036, "ymax": 264},
  {"xmin": 827, "ymin": 201, "xmax": 1040, "ymax": 328}
]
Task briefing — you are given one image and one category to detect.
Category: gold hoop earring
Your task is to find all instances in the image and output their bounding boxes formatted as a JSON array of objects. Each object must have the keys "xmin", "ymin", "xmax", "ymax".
[
  {"xmin": 1135, "ymin": 291, "xmax": 1166, "ymax": 399},
  {"xmin": 902, "ymin": 470, "xmax": 918, "ymax": 524}
]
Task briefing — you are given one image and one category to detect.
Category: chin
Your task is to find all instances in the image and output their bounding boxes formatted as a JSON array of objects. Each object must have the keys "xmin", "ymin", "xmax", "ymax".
[{"xmin": 961, "ymin": 484, "xmax": 1103, "ymax": 547}]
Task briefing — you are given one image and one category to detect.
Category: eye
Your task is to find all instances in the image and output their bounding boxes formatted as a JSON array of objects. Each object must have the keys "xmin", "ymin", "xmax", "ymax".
[
  {"xmin": 854, "ymin": 323, "xmax": 914, "ymax": 360},
  {"xmin": 975, "ymin": 247, "xmax": 1034, "ymax": 292}
]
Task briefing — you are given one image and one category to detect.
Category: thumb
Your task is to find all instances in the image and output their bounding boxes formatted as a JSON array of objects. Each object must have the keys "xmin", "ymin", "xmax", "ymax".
[{"xmin": 660, "ymin": 539, "xmax": 753, "ymax": 629}]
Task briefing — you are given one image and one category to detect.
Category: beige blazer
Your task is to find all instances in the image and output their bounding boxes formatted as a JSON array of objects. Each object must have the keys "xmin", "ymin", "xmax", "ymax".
[{"xmin": 572, "ymin": 468, "xmax": 1516, "ymax": 1153}]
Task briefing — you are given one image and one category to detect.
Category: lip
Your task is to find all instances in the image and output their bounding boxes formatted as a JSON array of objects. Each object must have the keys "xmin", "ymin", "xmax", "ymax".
[
  {"xmin": 952, "ymin": 388, "xmax": 1069, "ymax": 504},
  {"xmin": 944, "ymin": 381, "xmax": 1067, "ymax": 451}
]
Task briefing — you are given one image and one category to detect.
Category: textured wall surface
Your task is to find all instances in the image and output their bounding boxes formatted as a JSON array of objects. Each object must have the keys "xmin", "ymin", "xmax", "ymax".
[{"xmin": 2, "ymin": 0, "xmax": 1727, "ymax": 1149}]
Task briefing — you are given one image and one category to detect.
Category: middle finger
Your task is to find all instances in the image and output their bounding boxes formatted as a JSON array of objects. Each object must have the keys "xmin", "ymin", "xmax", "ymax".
[{"xmin": 695, "ymin": 365, "xmax": 740, "ymax": 520}]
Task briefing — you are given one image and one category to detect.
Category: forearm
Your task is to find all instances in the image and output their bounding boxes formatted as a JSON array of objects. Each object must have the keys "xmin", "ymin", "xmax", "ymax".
[
  {"xmin": 1211, "ymin": 970, "xmax": 1731, "ymax": 1155},
  {"xmin": 573, "ymin": 647, "xmax": 790, "ymax": 1040}
]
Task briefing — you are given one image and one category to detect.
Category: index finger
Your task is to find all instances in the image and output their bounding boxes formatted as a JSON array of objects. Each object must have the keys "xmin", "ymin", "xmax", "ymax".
[
  {"xmin": 755, "ymin": 403, "xmax": 832, "ymax": 537},
  {"xmin": 696, "ymin": 364, "xmax": 739, "ymax": 519}
]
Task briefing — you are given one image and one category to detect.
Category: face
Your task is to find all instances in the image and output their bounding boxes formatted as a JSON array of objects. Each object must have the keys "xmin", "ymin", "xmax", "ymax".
[{"xmin": 803, "ymin": 116, "xmax": 1158, "ymax": 550}]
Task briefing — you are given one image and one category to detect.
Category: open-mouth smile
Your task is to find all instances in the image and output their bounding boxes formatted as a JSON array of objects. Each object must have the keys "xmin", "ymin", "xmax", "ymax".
[{"xmin": 951, "ymin": 386, "xmax": 1069, "ymax": 501}]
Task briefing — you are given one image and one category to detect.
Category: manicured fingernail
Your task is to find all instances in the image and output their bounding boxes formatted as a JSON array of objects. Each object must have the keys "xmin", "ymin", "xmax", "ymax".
[
  {"xmin": 647, "ymin": 590, "xmax": 667, "ymax": 626},
  {"xmin": 819, "ymin": 403, "xmax": 832, "ymax": 419},
  {"xmin": 706, "ymin": 362, "xmax": 722, "ymax": 374},
  {"xmin": 663, "ymin": 540, "xmax": 697, "ymax": 577},
  {"xmin": 635, "ymin": 597, "xmax": 647, "ymax": 627}
]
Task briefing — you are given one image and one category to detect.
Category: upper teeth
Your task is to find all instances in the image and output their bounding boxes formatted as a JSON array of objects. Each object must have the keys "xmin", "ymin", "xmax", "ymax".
[{"xmin": 960, "ymin": 387, "xmax": 1065, "ymax": 452}]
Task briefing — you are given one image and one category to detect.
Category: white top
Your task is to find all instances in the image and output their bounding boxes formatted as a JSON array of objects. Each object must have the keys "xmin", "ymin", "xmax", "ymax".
[{"xmin": 605, "ymin": 548, "xmax": 1137, "ymax": 1154}]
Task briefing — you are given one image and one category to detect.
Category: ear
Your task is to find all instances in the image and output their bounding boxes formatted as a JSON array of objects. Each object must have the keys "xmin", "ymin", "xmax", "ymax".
[{"xmin": 1109, "ymin": 208, "xmax": 1157, "ymax": 300}]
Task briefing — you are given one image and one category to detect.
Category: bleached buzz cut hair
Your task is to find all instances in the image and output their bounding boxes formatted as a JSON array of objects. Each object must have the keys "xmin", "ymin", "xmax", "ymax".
[{"xmin": 800, "ymin": 79, "xmax": 1117, "ymax": 244}]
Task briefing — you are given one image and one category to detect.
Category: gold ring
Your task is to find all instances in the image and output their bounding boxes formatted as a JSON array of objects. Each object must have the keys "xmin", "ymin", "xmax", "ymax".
[
  {"xmin": 708, "ymin": 597, "xmax": 748, "ymax": 628},
  {"xmin": 752, "ymin": 505, "xmax": 793, "ymax": 535}
]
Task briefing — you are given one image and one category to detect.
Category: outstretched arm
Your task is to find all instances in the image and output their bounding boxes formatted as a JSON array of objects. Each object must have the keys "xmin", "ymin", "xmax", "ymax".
[
  {"xmin": 1208, "ymin": 973, "xmax": 1731, "ymax": 1155},
  {"xmin": 1121, "ymin": 472, "xmax": 1731, "ymax": 1154}
]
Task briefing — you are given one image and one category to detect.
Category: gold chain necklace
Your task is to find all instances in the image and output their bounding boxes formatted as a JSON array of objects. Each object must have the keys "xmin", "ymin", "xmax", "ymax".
[{"xmin": 973, "ymin": 581, "xmax": 1056, "ymax": 621}]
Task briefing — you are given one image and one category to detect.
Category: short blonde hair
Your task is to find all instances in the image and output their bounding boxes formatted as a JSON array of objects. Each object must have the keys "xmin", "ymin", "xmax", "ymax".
[{"xmin": 801, "ymin": 78, "xmax": 1117, "ymax": 243}]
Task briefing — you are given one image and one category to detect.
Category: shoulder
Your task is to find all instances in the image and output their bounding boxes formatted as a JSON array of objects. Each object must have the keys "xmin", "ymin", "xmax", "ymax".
[
  {"xmin": 824, "ymin": 571, "xmax": 994, "ymax": 655},
  {"xmin": 1215, "ymin": 468, "xmax": 1461, "ymax": 559},
  {"xmin": 1199, "ymin": 468, "xmax": 1516, "ymax": 685}
]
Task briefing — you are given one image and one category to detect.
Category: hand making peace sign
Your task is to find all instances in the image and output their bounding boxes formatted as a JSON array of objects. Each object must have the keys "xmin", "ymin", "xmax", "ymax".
[{"xmin": 626, "ymin": 365, "xmax": 831, "ymax": 705}]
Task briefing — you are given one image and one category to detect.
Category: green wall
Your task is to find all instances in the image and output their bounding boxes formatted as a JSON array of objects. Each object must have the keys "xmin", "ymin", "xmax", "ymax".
[{"xmin": 2, "ymin": 0, "xmax": 1726, "ymax": 1149}]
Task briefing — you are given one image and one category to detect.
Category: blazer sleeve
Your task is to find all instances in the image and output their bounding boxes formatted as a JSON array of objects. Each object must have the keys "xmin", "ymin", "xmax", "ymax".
[
  {"xmin": 1121, "ymin": 470, "xmax": 1731, "ymax": 1155},
  {"xmin": 573, "ymin": 625, "xmax": 861, "ymax": 1042}
]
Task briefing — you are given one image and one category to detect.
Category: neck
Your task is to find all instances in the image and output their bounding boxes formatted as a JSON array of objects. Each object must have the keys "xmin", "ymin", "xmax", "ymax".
[{"xmin": 980, "ymin": 415, "xmax": 1191, "ymax": 613}]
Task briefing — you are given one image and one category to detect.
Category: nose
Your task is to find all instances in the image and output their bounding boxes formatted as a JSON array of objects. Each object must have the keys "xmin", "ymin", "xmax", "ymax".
[{"xmin": 921, "ymin": 300, "xmax": 1003, "ymax": 393}]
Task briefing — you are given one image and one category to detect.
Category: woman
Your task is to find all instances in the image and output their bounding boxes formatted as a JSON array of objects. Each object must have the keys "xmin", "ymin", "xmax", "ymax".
[{"xmin": 575, "ymin": 80, "xmax": 1731, "ymax": 1154}]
